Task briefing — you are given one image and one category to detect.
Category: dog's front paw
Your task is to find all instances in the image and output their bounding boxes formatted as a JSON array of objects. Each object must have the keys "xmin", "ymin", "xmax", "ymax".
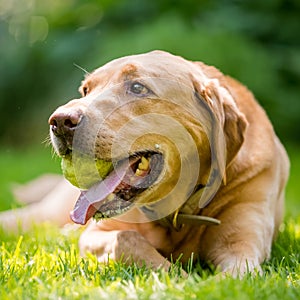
[
  {"xmin": 218, "ymin": 258, "xmax": 263, "ymax": 278},
  {"xmin": 79, "ymin": 225, "xmax": 172, "ymax": 271}
]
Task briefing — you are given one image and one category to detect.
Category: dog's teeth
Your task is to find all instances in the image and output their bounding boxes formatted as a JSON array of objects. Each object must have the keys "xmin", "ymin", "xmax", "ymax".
[
  {"xmin": 135, "ymin": 168, "xmax": 144, "ymax": 176},
  {"xmin": 138, "ymin": 156, "xmax": 149, "ymax": 171},
  {"xmin": 135, "ymin": 156, "xmax": 149, "ymax": 176}
]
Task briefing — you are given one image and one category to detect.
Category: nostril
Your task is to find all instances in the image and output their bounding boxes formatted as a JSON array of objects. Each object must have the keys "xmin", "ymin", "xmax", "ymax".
[
  {"xmin": 49, "ymin": 110, "xmax": 83, "ymax": 136},
  {"xmin": 64, "ymin": 118, "xmax": 77, "ymax": 129},
  {"xmin": 49, "ymin": 118, "xmax": 58, "ymax": 127}
]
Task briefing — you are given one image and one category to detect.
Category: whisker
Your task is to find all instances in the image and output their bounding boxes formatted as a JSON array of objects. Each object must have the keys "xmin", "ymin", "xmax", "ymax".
[
  {"xmin": 42, "ymin": 135, "xmax": 52, "ymax": 147},
  {"xmin": 42, "ymin": 135, "xmax": 58, "ymax": 159},
  {"xmin": 73, "ymin": 63, "xmax": 90, "ymax": 75}
]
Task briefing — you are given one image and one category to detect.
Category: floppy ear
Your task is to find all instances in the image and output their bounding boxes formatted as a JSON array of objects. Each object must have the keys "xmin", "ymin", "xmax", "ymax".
[
  {"xmin": 222, "ymin": 94, "xmax": 248, "ymax": 167},
  {"xmin": 191, "ymin": 78, "xmax": 226, "ymax": 207},
  {"xmin": 191, "ymin": 76, "xmax": 247, "ymax": 207},
  {"xmin": 192, "ymin": 76, "xmax": 247, "ymax": 167}
]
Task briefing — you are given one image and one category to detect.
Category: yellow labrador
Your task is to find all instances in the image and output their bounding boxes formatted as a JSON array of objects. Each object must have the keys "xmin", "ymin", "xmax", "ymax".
[{"xmin": 0, "ymin": 51, "xmax": 289, "ymax": 277}]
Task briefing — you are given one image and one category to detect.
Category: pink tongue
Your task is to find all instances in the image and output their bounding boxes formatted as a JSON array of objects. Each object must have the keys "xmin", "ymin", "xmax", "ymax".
[{"xmin": 70, "ymin": 158, "xmax": 138, "ymax": 225}]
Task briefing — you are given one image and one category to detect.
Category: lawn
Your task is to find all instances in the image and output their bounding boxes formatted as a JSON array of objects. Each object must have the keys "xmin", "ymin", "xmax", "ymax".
[{"xmin": 0, "ymin": 144, "xmax": 299, "ymax": 299}]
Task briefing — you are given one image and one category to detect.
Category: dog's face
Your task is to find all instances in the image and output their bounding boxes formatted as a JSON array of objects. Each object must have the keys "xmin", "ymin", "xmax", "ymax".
[{"xmin": 49, "ymin": 50, "xmax": 247, "ymax": 225}]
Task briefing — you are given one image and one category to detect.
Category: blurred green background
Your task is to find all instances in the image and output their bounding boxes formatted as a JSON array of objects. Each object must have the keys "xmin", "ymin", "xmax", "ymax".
[
  {"xmin": 1, "ymin": 0, "xmax": 300, "ymax": 145},
  {"xmin": 0, "ymin": 0, "xmax": 299, "ymax": 212}
]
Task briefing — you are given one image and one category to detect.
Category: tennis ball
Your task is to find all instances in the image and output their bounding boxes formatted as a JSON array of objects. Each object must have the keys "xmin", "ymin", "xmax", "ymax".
[{"xmin": 61, "ymin": 156, "xmax": 113, "ymax": 189}]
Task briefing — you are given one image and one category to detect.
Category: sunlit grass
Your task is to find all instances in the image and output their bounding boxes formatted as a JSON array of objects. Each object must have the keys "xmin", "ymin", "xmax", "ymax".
[
  {"xmin": 0, "ymin": 220, "xmax": 299, "ymax": 299},
  {"xmin": 0, "ymin": 144, "xmax": 299, "ymax": 299}
]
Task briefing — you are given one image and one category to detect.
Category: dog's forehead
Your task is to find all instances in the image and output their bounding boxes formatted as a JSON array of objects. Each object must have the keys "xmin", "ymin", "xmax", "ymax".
[{"xmin": 85, "ymin": 51, "xmax": 195, "ymax": 84}]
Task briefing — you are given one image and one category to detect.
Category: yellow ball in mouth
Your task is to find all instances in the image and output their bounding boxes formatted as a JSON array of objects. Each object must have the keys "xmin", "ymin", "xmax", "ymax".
[{"xmin": 61, "ymin": 156, "xmax": 113, "ymax": 189}]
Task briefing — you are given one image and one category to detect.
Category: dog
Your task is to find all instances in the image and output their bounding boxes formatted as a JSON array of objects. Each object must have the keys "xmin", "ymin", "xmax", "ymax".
[{"xmin": 0, "ymin": 51, "xmax": 289, "ymax": 277}]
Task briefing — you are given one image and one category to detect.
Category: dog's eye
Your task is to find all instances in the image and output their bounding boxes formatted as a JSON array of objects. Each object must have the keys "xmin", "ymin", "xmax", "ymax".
[{"xmin": 129, "ymin": 82, "xmax": 150, "ymax": 95}]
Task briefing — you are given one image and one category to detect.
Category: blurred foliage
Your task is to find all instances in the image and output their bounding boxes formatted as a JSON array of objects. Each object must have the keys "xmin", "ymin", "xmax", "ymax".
[{"xmin": 0, "ymin": 0, "xmax": 299, "ymax": 145}]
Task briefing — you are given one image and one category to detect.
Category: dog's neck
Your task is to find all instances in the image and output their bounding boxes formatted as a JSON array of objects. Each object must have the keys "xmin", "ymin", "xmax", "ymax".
[
  {"xmin": 160, "ymin": 185, "xmax": 220, "ymax": 231},
  {"xmin": 141, "ymin": 184, "xmax": 221, "ymax": 231}
]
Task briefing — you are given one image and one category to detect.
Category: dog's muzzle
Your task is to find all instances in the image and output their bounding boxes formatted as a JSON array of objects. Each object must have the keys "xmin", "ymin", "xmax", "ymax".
[{"xmin": 48, "ymin": 109, "xmax": 83, "ymax": 156}]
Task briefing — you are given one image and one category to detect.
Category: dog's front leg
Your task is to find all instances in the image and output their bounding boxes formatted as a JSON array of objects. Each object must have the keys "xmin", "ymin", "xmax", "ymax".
[
  {"xmin": 200, "ymin": 202, "xmax": 275, "ymax": 278},
  {"xmin": 0, "ymin": 179, "xmax": 79, "ymax": 233},
  {"xmin": 79, "ymin": 221, "xmax": 172, "ymax": 271}
]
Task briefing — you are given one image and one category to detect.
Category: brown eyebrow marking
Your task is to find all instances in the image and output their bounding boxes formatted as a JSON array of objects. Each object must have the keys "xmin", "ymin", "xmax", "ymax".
[{"xmin": 121, "ymin": 64, "xmax": 138, "ymax": 77}]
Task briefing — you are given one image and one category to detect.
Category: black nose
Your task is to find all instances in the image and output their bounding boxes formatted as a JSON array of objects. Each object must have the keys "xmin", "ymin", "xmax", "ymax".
[{"xmin": 48, "ymin": 110, "xmax": 82, "ymax": 136}]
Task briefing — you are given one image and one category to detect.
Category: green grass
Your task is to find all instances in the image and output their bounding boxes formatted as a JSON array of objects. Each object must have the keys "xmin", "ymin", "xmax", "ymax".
[
  {"xmin": 0, "ymin": 146, "xmax": 61, "ymax": 211},
  {"xmin": 0, "ymin": 144, "xmax": 300, "ymax": 299}
]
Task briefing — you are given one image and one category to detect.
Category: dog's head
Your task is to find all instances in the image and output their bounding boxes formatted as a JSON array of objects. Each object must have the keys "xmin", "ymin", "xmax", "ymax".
[{"xmin": 49, "ymin": 50, "xmax": 247, "ymax": 225}]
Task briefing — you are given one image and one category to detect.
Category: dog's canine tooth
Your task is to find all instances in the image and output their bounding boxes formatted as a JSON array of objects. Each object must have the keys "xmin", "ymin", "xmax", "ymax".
[
  {"xmin": 135, "ymin": 156, "xmax": 149, "ymax": 176},
  {"xmin": 135, "ymin": 169, "xmax": 144, "ymax": 176},
  {"xmin": 138, "ymin": 156, "xmax": 149, "ymax": 171}
]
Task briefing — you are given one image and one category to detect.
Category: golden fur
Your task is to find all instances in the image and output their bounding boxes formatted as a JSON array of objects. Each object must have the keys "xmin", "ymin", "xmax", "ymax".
[{"xmin": 0, "ymin": 51, "xmax": 289, "ymax": 277}]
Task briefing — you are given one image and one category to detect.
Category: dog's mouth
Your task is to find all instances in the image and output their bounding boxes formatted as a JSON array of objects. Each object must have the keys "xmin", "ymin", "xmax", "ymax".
[{"xmin": 70, "ymin": 152, "xmax": 164, "ymax": 225}]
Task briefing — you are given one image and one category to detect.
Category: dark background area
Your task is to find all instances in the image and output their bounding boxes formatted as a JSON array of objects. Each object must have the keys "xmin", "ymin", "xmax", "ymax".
[{"xmin": 0, "ymin": 0, "xmax": 299, "ymax": 147}]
